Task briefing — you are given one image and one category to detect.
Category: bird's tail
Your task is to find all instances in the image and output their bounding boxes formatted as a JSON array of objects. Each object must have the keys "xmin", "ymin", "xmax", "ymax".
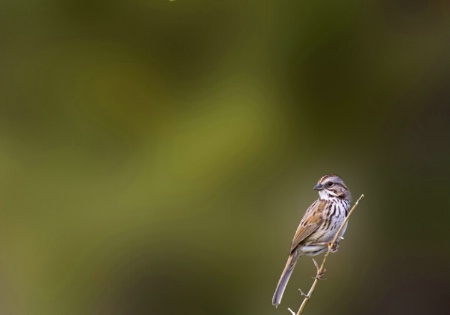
[{"xmin": 272, "ymin": 251, "xmax": 300, "ymax": 308}]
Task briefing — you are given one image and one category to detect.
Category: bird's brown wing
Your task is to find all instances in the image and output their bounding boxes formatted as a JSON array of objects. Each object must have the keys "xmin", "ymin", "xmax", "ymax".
[{"xmin": 290, "ymin": 199, "xmax": 328, "ymax": 253}]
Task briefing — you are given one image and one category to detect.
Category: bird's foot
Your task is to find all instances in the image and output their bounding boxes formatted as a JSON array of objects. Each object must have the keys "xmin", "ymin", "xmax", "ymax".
[{"xmin": 328, "ymin": 241, "xmax": 339, "ymax": 253}]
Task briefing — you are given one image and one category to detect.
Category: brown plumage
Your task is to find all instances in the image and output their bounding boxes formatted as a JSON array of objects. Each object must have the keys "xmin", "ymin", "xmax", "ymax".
[{"xmin": 272, "ymin": 174, "xmax": 351, "ymax": 307}]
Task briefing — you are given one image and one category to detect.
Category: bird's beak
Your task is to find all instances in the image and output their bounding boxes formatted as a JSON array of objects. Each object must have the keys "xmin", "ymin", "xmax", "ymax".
[{"xmin": 313, "ymin": 183, "xmax": 323, "ymax": 191}]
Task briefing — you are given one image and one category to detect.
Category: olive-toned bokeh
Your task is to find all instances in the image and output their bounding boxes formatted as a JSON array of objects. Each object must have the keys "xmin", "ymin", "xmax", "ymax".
[{"xmin": 1, "ymin": 1, "xmax": 450, "ymax": 314}]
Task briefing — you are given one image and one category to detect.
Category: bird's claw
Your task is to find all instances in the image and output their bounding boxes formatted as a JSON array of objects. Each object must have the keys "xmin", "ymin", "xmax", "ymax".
[{"xmin": 328, "ymin": 241, "xmax": 339, "ymax": 253}]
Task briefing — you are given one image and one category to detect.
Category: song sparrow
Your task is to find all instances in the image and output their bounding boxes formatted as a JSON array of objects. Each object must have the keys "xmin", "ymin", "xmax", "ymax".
[{"xmin": 272, "ymin": 174, "xmax": 351, "ymax": 307}]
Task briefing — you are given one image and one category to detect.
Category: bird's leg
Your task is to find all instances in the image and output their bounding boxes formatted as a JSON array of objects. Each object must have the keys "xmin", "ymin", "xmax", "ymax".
[
  {"xmin": 328, "ymin": 241, "xmax": 339, "ymax": 253},
  {"xmin": 313, "ymin": 242, "xmax": 339, "ymax": 253}
]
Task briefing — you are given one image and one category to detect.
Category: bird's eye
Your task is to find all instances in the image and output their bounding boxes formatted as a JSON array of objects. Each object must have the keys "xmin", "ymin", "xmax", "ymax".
[{"xmin": 327, "ymin": 182, "xmax": 333, "ymax": 187}]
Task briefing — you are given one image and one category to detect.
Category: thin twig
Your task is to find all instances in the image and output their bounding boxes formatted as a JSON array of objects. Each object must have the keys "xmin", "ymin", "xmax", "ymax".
[{"xmin": 293, "ymin": 194, "xmax": 364, "ymax": 315}]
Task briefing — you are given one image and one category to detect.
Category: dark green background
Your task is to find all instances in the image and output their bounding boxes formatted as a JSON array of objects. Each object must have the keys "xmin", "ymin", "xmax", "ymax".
[{"xmin": 1, "ymin": 1, "xmax": 449, "ymax": 314}]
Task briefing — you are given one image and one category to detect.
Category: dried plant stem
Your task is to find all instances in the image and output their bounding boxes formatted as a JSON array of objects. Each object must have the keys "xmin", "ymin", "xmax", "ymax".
[{"xmin": 292, "ymin": 194, "xmax": 365, "ymax": 315}]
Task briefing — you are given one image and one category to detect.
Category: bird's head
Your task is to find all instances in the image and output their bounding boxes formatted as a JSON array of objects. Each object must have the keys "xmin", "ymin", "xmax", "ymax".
[{"xmin": 313, "ymin": 174, "xmax": 351, "ymax": 201}]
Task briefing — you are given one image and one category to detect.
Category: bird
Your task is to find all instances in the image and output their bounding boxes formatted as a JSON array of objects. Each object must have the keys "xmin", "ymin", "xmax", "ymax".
[{"xmin": 272, "ymin": 174, "xmax": 351, "ymax": 307}]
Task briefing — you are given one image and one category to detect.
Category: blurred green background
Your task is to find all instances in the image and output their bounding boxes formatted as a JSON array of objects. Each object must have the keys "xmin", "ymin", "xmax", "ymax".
[{"xmin": 1, "ymin": 1, "xmax": 450, "ymax": 314}]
